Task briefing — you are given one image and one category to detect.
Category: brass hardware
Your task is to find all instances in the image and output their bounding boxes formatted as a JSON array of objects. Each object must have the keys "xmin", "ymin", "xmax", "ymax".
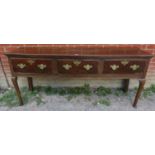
[
  {"xmin": 17, "ymin": 63, "xmax": 26, "ymax": 69},
  {"xmin": 121, "ymin": 60, "xmax": 129, "ymax": 66},
  {"xmin": 27, "ymin": 60, "xmax": 35, "ymax": 65},
  {"xmin": 83, "ymin": 64, "xmax": 93, "ymax": 71},
  {"xmin": 130, "ymin": 64, "xmax": 140, "ymax": 71},
  {"xmin": 110, "ymin": 64, "xmax": 119, "ymax": 71},
  {"xmin": 37, "ymin": 64, "xmax": 47, "ymax": 70},
  {"xmin": 73, "ymin": 60, "xmax": 81, "ymax": 66},
  {"xmin": 63, "ymin": 64, "xmax": 72, "ymax": 70}
]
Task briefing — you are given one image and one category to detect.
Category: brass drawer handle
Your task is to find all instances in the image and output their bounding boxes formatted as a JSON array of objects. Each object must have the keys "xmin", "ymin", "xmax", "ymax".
[
  {"xmin": 37, "ymin": 64, "xmax": 47, "ymax": 70},
  {"xmin": 121, "ymin": 60, "xmax": 129, "ymax": 66},
  {"xmin": 63, "ymin": 64, "xmax": 72, "ymax": 70},
  {"xmin": 83, "ymin": 64, "xmax": 93, "ymax": 71},
  {"xmin": 130, "ymin": 64, "xmax": 140, "ymax": 71},
  {"xmin": 73, "ymin": 60, "xmax": 81, "ymax": 66},
  {"xmin": 27, "ymin": 60, "xmax": 35, "ymax": 65},
  {"xmin": 110, "ymin": 64, "xmax": 119, "ymax": 71},
  {"xmin": 17, "ymin": 63, "xmax": 26, "ymax": 69}
]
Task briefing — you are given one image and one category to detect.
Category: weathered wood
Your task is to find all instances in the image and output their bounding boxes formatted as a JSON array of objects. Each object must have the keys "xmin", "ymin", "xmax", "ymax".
[
  {"xmin": 4, "ymin": 46, "xmax": 153, "ymax": 107},
  {"xmin": 11, "ymin": 77, "xmax": 23, "ymax": 106},
  {"xmin": 122, "ymin": 79, "xmax": 130, "ymax": 93},
  {"xmin": 133, "ymin": 79, "xmax": 146, "ymax": 107},
  {"xmin": 27, "ymin": 77, "xmax": 33, "ymax": 91},
  {"xmin": 0, "ymin": 59, "xmax": 10, "ymax": 88}
]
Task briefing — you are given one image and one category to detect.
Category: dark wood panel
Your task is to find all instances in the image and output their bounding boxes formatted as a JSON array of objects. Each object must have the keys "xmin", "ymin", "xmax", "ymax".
[
  {"xmin": 103, "ymin": 60, "xmax": 146, "ymax": 74},
  {"xmin": 5, "ymin": 46, "xmax": 153, "ymax": 58},
  {"xmin": 57, "ymin": 59, "xmax": 98, "ymax": 74},
  {"xmin": 11, "ymin": 58, "xmax": 52, "ymax": 74}
]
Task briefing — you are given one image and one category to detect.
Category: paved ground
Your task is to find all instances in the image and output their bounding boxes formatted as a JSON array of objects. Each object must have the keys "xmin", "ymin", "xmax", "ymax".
[{"xmin": 0, "ymin": 93, "xmax": 155, "ymax": 111}]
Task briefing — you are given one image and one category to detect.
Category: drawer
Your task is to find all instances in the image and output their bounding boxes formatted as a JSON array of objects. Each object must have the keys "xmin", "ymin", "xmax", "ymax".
[
  {"xmin": 11, "ymin": 58, "xmax": 52, "ymax": 74},
  {"xmin": 57, "ymin": 60, "xmax": 98, "ymax": 74},
  {"xmin": 103, "ymin": 60, "xmax": 146, "ymax": 74}
]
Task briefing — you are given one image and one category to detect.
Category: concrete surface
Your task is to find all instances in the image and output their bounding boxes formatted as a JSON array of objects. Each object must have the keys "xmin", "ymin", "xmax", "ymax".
[{"xmin": 0, "ymin": 93, "xmax": 155, "ymax": 111}]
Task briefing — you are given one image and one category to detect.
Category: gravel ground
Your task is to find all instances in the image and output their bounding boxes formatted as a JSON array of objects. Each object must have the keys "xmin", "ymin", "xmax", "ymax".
[{"xmin": 0, "ymin": 93, "xmax": 155, "ymax": 111}]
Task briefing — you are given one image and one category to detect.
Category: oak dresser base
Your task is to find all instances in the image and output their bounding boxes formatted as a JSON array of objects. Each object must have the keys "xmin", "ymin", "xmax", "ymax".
[{"xmin": 5, "ymin": 46, "xmax": 153, "ymax": 107}]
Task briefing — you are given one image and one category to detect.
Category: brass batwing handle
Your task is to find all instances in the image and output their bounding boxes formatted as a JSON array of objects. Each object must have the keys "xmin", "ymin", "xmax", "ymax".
[
  {"xmin": 27, "ymin": 60, "xmax": 35, "ymax": 65},
  {"xmin": 130, "ymin": 64, "xmax": 140, "ymax": 71},
  {"xmin": 63, "ymin": 64, "xmax": 72, "ymax": 70},
  {"xmin": 73, "ymin": 60, "xmax": 81, "ymax": 66},
  {"xmin": 121, "ymin": 60, "xmax": 129, "ymax": 66},
  {"xmin": 17, "ymin": 63, "xmax": 26, "ymax": 69},
  {"xmin": 110, "ymin": 64, "xmax": 119, "ymax": 71},
  {"xmin": 37, "ymin": 64, "xmax": 47, "ymax": 70},
  {"xmin": 83, "ymin": 64, "xmax": 93, "ymax": 71}
]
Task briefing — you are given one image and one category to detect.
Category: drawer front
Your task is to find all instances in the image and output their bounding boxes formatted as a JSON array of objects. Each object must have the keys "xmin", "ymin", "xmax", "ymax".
[
  {"xmin": 103, "ymin": 60, "xmax": 146, "ymax": 74},
  {"xmin": 11, "ymin": 58, "xmax": 52, "ymax": 74},
  {"xmin": 57, "ymin": 60, "xmax": 98, "ymax": 74}
]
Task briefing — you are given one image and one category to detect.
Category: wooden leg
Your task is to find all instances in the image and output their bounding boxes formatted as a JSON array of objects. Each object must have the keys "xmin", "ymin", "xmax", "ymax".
[
  {"xmin": 133, "ymin": 79, "xmax": 146, "ymax": 107},
  {"xmin": 11, "ymin": 77, "xmax": 23, "ymax": 106},
  {"xmin": 27, "ymin": 77, "xmax": 33, "ymax": 91},
  {"xmin": 122, "ymin": 79, "xmax": 130, "ymax": 93},
  {"xmin": 0, "ymin": 59, "xmax": 10, "ymax": 88}
]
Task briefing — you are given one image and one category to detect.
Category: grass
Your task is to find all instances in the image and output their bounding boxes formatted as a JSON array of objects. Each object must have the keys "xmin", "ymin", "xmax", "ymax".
[
  {"xmin": 114, "ymin": 88, "xmax": 127, "ymax": 96},
  {"xmin": 0, "ymin": 87, "xmax": 45, "ymax": 107},
  {"xmin": 0, "ymin": 89, "xmax": 19, "ymax": 107},
  {"xmin": 142, "ymin": 84, "xmax": 155, "ymax": 98},
  {"xmin": 36, "ymin": 84, "xmax": 92, "ymax": 96},
  {"xmin": 0, "ymin": 84, "xmax": 155, "ymax": 107},
  {"xmin": 95, "ymin": 86, "xmax": 112, "ymax": 96}
]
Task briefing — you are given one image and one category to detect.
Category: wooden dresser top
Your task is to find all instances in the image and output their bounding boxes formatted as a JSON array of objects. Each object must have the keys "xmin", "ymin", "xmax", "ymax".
[{"xmin": 4, "ymin": 45, "xmax": 153, "ymax": 58}]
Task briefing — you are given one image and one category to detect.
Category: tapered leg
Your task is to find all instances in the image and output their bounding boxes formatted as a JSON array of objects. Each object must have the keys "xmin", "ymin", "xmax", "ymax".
[
  {"xmin": 11, "ymin": 77, "xmax": 23, "ymax": 106},
  {"xmin": 122, "ymin": 79, "xmax": 130, "ymax": 93},
  {"xmin": 0, "ymin": 59, "xmax": 10, "ymax": 88},
  {"xmin": 27, "ymin": 77, "xmax": 33, "ymax": 91},
  {"xmin": 133, "ymin": 79, "xmax": 146, "ymax": 107}
]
